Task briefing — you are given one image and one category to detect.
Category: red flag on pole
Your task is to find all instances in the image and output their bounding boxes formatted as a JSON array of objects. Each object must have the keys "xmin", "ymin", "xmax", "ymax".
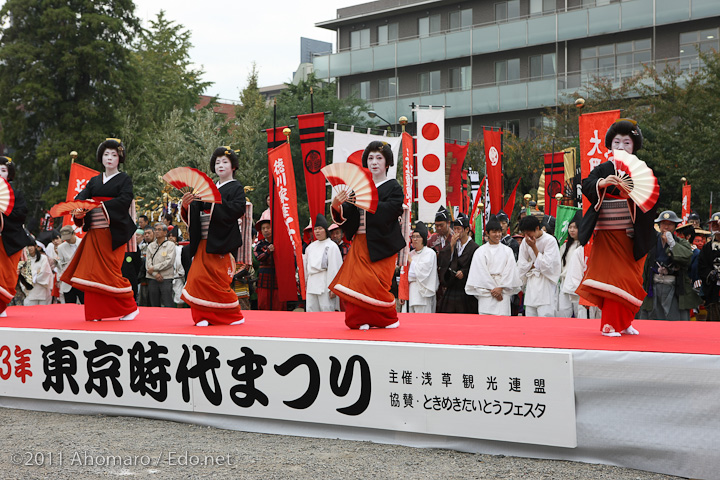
[
  {"xmin": 266, "ymin": 127, "xmax": 287, "ymax": 151},
  {"xmin": 470, "ymin": 175, "xmax": 485, "ymax": 226},
  {"xmin": 502, "ymin": 177, "xmax": 522, "ymax": 219},
  {"xmin": 398, "ymin": 131, "xmax": 414, "ymax": 302},
  {"xmin": 63, "ymin": 162, "xmax": 100, "ymax": 237},
  {"xmin": 682, "ymin": 184, "xmax": 692, "ymax": 222},
  {"xmin": 483, "ymin": 128, "xmax": 503, "ymax": 215},
  {"xmin": 268, "ymin": 141, "xmax": 306, "ymax": 301},
  {"xmin": 543, "ymin": 152, "xmax": 565, "ymax": 217},
  {"xmin": 461, "ymin": 169, "xmax": 469, "ymax": 215},
  {"xmin": 578, "ymin": 110, "xmax": 621, "ymax": 214},
  {"xmin": 445, "ymin": 142, "xmax": 469, "ymax": 207},
  {"xmin": 298, "ymin": 112, "xmax": 327, "ymax": 225}
]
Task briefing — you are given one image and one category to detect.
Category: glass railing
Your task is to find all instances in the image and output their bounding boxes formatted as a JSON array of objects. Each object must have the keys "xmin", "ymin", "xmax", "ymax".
[{"xmin": 312, "ymin": 0, "xmax": 720, "ymax": 79}]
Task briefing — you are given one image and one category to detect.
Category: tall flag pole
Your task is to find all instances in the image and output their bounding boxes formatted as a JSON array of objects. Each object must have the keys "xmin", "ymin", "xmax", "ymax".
[
  {"xmin": 415, "ymin": 106, "xmax": 446, "ymax": 222},
  {"xmin": 681, "ymin": 177, "xmax": 691, "ymax": 223},
  {"xmin": 298, "ymin": 111, "xmax": 327, "ymax": 225},
  {"xmin": 483, "ymin": 127, "xmax": 503, "ymax": 218}
]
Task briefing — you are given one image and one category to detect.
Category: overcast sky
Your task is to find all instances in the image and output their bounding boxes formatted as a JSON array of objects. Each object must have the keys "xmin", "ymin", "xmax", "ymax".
[{"xmin": 133, "ymin": 0, "xmax": 360, "ymax": 102}]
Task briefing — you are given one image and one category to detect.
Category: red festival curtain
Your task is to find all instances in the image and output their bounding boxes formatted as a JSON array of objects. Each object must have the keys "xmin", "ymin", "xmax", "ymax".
[
  {"xmin": 445, "ymin": 142, "xmax": 469, "ymax": 207},
  {"xmin": 297, "ymin": 112, "xmax": 327, "ymax": 226},
  {"xmin": 578, "ymin": 110, "xmax": 621, "ymax": 214},
  {"xmin": 62, "ymin": 162, "xmax": 100, "ymax": 237},
  {"xmin": 543, "ymin": 152, "xmax": 565, "ymax": 217},
  {"xmin": 483, "ymin": 128, "xmax": 503, "ymax": 215},
  {"xmin": 268, "ymin": 141, "xmax": 306, "ymax": 301}
]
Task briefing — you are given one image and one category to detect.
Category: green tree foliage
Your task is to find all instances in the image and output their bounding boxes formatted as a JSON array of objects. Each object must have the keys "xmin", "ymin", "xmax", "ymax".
[{"xmin": 0, "ymin": 0, "xmax": 141, "ymax": 222}]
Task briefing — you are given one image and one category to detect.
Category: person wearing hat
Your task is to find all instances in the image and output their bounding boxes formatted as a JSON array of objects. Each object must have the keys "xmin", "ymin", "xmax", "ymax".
[
  {"xmin": 328, "ymin": 223, "xmax": 350, "ymax": 259},
  {"xmin": 675, "ymin": 222, "xmax": 702, "ymax": 298},
  {"xmin": 303, "ymin": 214, "xmax": 343, "ymax": 312},
  {"xmin": 516, "ymin": 214, "xmax": 561, "ymax": 317},
  {"xmin": 56, "ymin": 225, "xmax": 84, "ymax": 304},
  {"xmin": 557, "ymin": 210, "xmax": 582, "ymax": 317},
  {"xmin": 330, "ymin": 140, "xmax": 405, "ymax": 329},
  {"xmin": 496, "ymin": 211, "xmax": 520, "ymax": 261},
  {"xmin": 688, "ymin": 212, "xmax": 701, "ymax": 229},
  {"xmin": 428, "ymin": 206, "xmax": 452, "ymax": 254},
  {"xmin": 698, "ymin": 212, "xmax": 720, "ymax": 320},
  {"xmin": 180, "ymin": 146, "xmax": 246, "ymax": 326},
  {"xmin": 0, "ymin": 156, "xmax": 34, "ymax": 316},
  {"xmin": 466, "ymin": 216, "xmax": 522, "ymax": 315},
  {"xmin": 638, "ymin": 211, "xmax": 697, "ymax": 321},
  {"xmin": 576, "ymin": 119, "xmax": 657, "ymax": 336},
  {"xmin": 254, "ymin": 210, "xmax": 282, "ymax": 311},
  {"xmin": 437, "ymin": 214, "xmax": 479, "ymax": 313},
  {"xmin": 405, "ymin": 221, "xmax": 439, "ymax": 313},
  {"xmin": 61, "ymin": 139, "xmax": 139, "ymax": 321}
]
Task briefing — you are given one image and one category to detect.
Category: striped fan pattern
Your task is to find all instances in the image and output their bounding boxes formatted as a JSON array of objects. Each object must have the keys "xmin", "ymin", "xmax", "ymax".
[
  {"xmin": 0, "ymin": 177, "xmax": 15, "ymax": 215},
  {"xmin": 612, "ymin": 149, "xmax": 660, "ymax": 213},
  {"xmin": 162, "ymin": 167, "xmax": 222, "ymax": 204},
  {"xmin": 321, "ymin": 162, "xmax": 378, "ymax": 214}
]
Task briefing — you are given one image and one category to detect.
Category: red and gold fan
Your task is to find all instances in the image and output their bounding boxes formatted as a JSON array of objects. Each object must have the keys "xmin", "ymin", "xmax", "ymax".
[
  {"xmin": 612, "ymin": 149, "xmax": 660, "ymax": 213},
  {"xmin": 321, "ymin": 162, "xmax": 378, "ymax": 214},
  {"xmin": 49, "ymin": 199, "xmax": 103, "ymax": 218},
  {"xmin": 0, "ymin": 177, "xmax": 15, "ymax": 215},
  {"xmin": 162, "ymin": 167, "xmax": 222, "ymax": 203}
]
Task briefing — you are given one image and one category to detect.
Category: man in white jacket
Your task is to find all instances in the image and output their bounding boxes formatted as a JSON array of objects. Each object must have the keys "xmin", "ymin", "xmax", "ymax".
[
  {"xmin": 408, "ymin": 221, "xmax": 438, "ymax": 313},
  {"xmin": 466, "ymin": 217, "xmax": 522, "ymax": 315},
  {"xmin": 517, "ymin": 215, "xmax": 561, "ymax": 317},
  {"xmin": 304, "ymin": 214, "xmax": 343, "ymax": 312}
]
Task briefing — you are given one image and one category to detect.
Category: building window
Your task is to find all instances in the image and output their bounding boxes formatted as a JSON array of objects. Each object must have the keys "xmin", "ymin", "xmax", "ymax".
[
  {"xmin": 495, "ymin": 58, "xmax": 520, "ymax": 84},
  {"xmin": 680, "ymin": 28, "xmax": 719, "ymax": 73},
  {"xmin": 378, "ymin": 77, "xmax": 398, "ymax": 98},
  {"xmin": 449, "ymin": 8, "xmax": 472, "ymax": 30},
  {"xmin": 350, "ymin": 81, "xmax": 371, "ymax": 100},
  {"xmin": 495, "ymin": 0, "xmax": 520, "ymax": 22},
  {"xmin": 530, "ymin": 0, "xmax": 555, "ymax": 15},
  {"xmin": 448, "ymin": 124, "xmax": 472, "ymax": 142},
  {"xmin": 495, "ymin": 119, "xmax": 520, "ymax": 136},
  {"xmin": 419, "ymin": 71, "xmax": 441, "ymax": 93},
  {"xmin": 449, "ymin": 66, "xmax": 472, "ymax": 90},
  {"xmin": 529, "ymin": 53, "xmax": 556, "ymax": 80},
  {"xmin": 581, "ymin": 39, "xmax": 651, "ymax": 83},
  {"xmin": 528, "ymin": 117, "xmax": 555, "ymax": 137},
  {"xmin": 350, "ymin": 28, "xmax": 370, "ymax": 50},
  {"xmin": 418, "ymin": 14, "xmax": 441, "ymax": 38},
  {"xmin": 378, "ymin": 23, "xmax": 399, "ymax": 45}
]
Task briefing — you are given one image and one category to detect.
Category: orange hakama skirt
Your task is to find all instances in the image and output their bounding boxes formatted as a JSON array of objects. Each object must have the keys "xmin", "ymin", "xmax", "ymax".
[
  {"xmin": 61, "ymin": 228, "xmax": 136, "ymax": 321},
  {"xmin": 330, "ymin": 234, "xmax": 398, "ymax": 329},
  {"xmin": 0, "ymin": 241, "xmax": 23, "ymax": 314},
  {"xmin": 181, "ymin": 239, "xmax": 243, "ymax": 325},
  {"xmin": 576, "ymin": 230, "xmax": 647, "ymax": 332}
]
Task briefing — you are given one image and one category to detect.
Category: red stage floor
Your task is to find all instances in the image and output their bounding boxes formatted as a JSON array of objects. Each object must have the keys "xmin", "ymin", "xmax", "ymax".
[{"xmin": 1, "ymin": 304, "xmax": 719, "ymax": 355}]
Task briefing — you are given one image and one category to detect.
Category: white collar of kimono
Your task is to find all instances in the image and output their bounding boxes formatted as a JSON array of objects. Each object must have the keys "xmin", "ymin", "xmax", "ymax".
[
  {"xmin": 374, "ymin": 177, "xmax": 391, "ymax": 188},
  {"xmin": 103, "ymin": 171, "xmax": 120, "ymax": 184},
  {"xmin": 216, "ymin": 179, "xmax": 236, "ymax": 188}
]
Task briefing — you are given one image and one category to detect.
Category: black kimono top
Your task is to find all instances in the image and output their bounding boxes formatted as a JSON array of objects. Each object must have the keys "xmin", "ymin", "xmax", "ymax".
[
  {"xmin": 1, "ymin": 187, "xmax": 33, "ymax": 256},
  {"xmin": 333, "ymin": 178, "xmax": 405, "ymax": 263},
  {"xmin": 74, "ymin": 172, "xmax": 135, "ymax": 251},
  {"xmin": 182, "ymin": 179, "xmax": 246, "ymax": 258}
]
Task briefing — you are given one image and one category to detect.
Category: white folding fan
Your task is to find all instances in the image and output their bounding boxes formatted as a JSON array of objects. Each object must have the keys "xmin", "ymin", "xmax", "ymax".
[
  {"xmin": 612, "ymin": 149, "xmax": 660, "ymax": 213},
  {"xmin": 162, "ymin": 167, "xmax": 222, "ymax": 204},
  {"xmin": 0, "ymin": 178, "xmax": 14, "ymax": 215}
]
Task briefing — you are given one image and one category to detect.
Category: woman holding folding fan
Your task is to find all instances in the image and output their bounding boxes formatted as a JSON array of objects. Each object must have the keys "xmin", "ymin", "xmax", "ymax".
[
  {"xmin": 576, "ymin": 119, "xmax": 657, "ymax": 336},
  {"xmin": 180, "ymin": 146, "xmax": 246, "ymax": 326},
  {"xmin": 61, "ymin": 138, "xmax": 139, "ymax": 321},
  {"xmin": 329, "ymin": 141, "xmax": 405, "ymax": 330},
  {"xmin": 0, "ymin": 156, "xmax": 34, "ymax": 317}
]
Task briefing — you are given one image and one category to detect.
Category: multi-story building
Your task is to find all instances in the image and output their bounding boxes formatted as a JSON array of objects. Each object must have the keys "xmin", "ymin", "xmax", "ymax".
[{"xmin": 313, "ymin": 0, "xmax": 720, "ymax": 140}]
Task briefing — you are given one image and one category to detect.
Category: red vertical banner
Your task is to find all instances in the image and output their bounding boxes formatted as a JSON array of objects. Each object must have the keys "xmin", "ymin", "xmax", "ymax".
[
  {"xmin": 682, "ymin": 184, "xmax": 692, "ymax": 222},
  {"xmin": 268, "ymin": 141, "xmax": 306, "ymax": 301},
  {"xmin": 503, "ymin": 177, "xmax": 522, "ymax": 220},
  {"xmin": 266, "ymin": 127, "xmax": 287, "ymax": 151},
  {"xmin": 63, "ymin": 163, "xmax": 100, "ymax": 237},
  {"xmin": 297, "ymin": 112, "xmax": 327, "ymax": 224},
  {"xmin": 470, "ymin": 176, "xmax": 485, "ymax": 226},
  {"xmin": 578, "ymin": 110, "xmax": 621, "ymax": 214},
  {"xmin": 445, "ymin": 142, "xmax": 469, "ymax": 207},
  {"xmin": 543, "ymin": 152, "xmax": 565, "ymax": 217},
  {"xmin": 483, "ymin": 128, "xmax": 503, "ymax": 215},
  {"xmin": 461, "ymin": 169, "xmax": 469, "ymax": 215},
  {"xmin": 398, "ymin": 131, "xmax": 414, "ymax": 302}
]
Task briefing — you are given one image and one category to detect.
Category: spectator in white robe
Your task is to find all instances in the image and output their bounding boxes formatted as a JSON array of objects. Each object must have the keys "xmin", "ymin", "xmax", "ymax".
[
  {"xmin": 466, "ymin": 217, "xmax": 522, "ymax": 315},
  {"xmin": 556, "ymin": 211, "xmax": 582, "ymax": 317},
  {"xmin": 304, "ymin": 214, "xmax": 343, "ymax": 312},
  {"xmin": 407, "ymin": 221, "xmax": 438, "ymax": 313},
  {"xmin": 562, "ymin": 244, "xmax": 601, "ymax": 319},
  {"xmin": 22, "ymin": 244, "xmax": 53, "ymax": 305},
  {"xmin": 517, "ymin": 215, "xmax": 561, "ymax": 317}
]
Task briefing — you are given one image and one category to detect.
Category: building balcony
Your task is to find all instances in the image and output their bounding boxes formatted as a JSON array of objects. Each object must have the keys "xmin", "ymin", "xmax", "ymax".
[{"xmin": 313, "ymin": 0, "xmax": 720, "ymax": 79}]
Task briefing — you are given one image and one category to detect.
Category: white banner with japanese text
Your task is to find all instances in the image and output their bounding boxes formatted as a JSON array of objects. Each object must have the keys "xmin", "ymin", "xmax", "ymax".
[{"xmin": 0, "ymin": 328, "xmax": 576, "ymax": 448}]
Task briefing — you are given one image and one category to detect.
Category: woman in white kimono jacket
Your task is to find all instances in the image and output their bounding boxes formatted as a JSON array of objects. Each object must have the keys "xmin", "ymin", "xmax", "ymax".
[{"xmin": 408, "ymin": 221, "xmax": 438, "ymax": 313}]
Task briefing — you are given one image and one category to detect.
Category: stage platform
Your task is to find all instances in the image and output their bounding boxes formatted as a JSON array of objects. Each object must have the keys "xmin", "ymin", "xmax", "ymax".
[{"xmin": 1, "ymin": 304, "xmax": 719, "ymax": 479}]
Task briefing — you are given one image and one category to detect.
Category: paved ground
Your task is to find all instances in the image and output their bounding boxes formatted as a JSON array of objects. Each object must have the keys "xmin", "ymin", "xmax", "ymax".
[{"xmin": 0, "ymin": 407, "xmax": 685, "ymax": 479}]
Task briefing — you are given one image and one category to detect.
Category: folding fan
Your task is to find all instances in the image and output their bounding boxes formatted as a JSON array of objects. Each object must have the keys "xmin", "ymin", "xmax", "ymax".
[
  {"xmin": 49, "ymin": 200, "xmax": 102, "ymax": 218},
  {"xmin": 321, "ymin": 162, "xmax": 378, "ymax": 214},
  {"xmin": 0, "ymin": 177, "xmax": 15, "ymax": 215},
  {"xmin": 612, "ymin": 149, "xmax": 660, "ymax": 213},
  {"xmin": 162, "ymin": 167, "xmax": 222, "ymax": 204}
]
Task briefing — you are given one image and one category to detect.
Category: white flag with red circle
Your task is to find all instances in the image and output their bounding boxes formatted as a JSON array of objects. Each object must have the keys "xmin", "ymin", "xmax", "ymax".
[
  {"xmin": 330, "ymin": 129, "xmax": 400, "ymax": 180},
  {"xmin": 416, "ymin": 108, "xmax": 446, "ymax": 223}
]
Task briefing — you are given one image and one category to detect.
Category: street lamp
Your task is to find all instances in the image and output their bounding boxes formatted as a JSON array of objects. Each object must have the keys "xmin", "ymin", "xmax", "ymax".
[{"xmin": 368, "ymin": 110, "xmax": 393, "ymax": 130}]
